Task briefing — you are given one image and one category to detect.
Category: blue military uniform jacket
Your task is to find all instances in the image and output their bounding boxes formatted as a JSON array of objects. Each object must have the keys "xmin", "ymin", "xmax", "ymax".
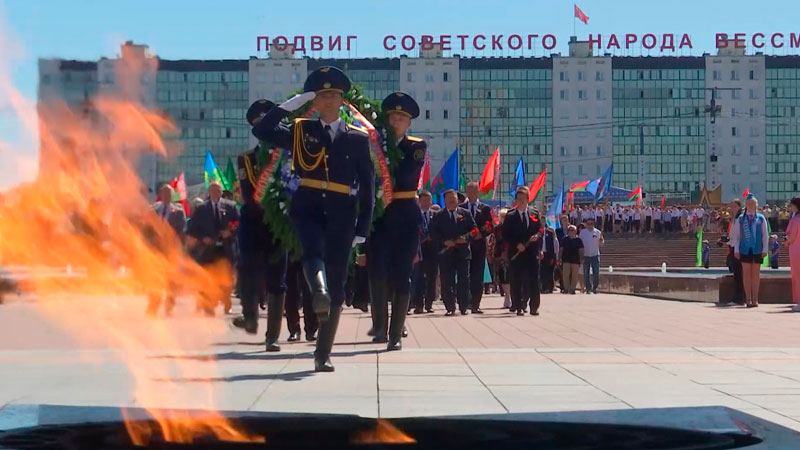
[
  {"xmin": 252, "ymin": 107, "xmax": 374, "ymax": 237},
  {"xmin": 237, "ymin": 147, "xmax": 270, "ymax": 254},
  {"xmin": 378, "ymin": 135, "xmax": 427, "ymax": 228}
]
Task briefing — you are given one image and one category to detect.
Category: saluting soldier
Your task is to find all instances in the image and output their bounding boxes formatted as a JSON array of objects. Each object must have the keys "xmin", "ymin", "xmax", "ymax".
[
  {"xmin": 459, "ymin": 181, "xmax": 493, "ymax": 314},
  {"xmin": 252, "ymin": 66, "xmax": 374, "ymax": 372},
  {"xmin": 368, "ymin": 92, "xmax": 427, "ymax": 351},
  {"xmin": 231, "ymin": 100, "xmax": 289, "ymax": 353}
]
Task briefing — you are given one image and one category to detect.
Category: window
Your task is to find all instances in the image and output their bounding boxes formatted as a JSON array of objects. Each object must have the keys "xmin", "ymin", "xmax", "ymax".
[
  {"xmin": 443, "ymin": 129, "xmax": 449, "ymax": 138},
  {"xmin": 685, "ymin": 89, "xmax": 692, "ymax": 98},
  {"xmin": 730, "ymin": 70, "xmax": 738, "ymax": 80},
  {"xmin": 180, "ymin": 109, "xmax": 188, "ymax": 120},
  {"xmin": 596, "ymin": 89, "xmax": 605, "ymax": 100},
  {"xmin": 443, "ymin": 110, "xmax": 449, "ymax": 119},
  {"xmin": 425, "ymin": 91, "xmax": 434, "ymax": 101},
  {"xmin": 424, "ymin": 73, "xmax": 434, "ymax": 82},
  {"xmin": 686, "ymin": 126, "xmax": 692, "ymax": 136},
  {"xmin": 560, "ymin": 146, "xmax": 567, "ymax": 156},
  {"xmin": 443, "ymin": 72, "xmax": 449, "ymax": 82},
  {"xmin": 732, "ymin": 182, "xmax": 740, "ymax": 194},
  {"xmin": 595, "ymin": 71, "xmax": 604, "ymax": 81},
  {"xmin": 732, "ymin": 145, "xmax": 740, "ymax": 155},
  {"xmin": 750, "ymin": 145, "xmax": 758, "ymax": 155},
  {"xmin": 577, "ymin": 71, "xmax": 585, "ymax": 81},
  {"xmin": 749, "ymin": 89, "xmax": 757, "ymax": 99},
  {"xmin": 732, "ymin": 164, "xmax": 741, "ymax": 175},
  {"xmin": 578, "ymin": 146, "xmax": 585, "ymax": 156},
  {"xmin": 559, "ymin": 71, "xmax": 569, "ymax": 81},
  {"xmin": 407, "ymin": 72, "xmax": 414, "ymax": 82},
  {"xmin": 731, "ymin": 90, "xmax": 740, "ymax": 99},
  {"xmin": 578, "ymin": 165, "xmax": 585, "ymax": 175},
  {"xmin": 749, "ymin": 108, "xmax": 756, "ymax": 117},
  {"xmin": 712, "ymin": 70, "xmax": 721, "ymax": 80},
  {"xmin": 749, "ymin": 70, "xmax": 755, "ymax": 80},
  {"xmin": 442, "ymin": 91, "xmax": 452, "ymax": 101},
  {"xmin": 561, "ymin": 165, "xmax": 568, "ymax": 175},
  {"xmin": 578, "ymin": 89, "xmax": 587, "ymax": 100},
  {"xmin": 596, "ymin": 145, "xmax": 602, "ymax": 156},
  {"xmin": 731, "ymin": 108, "xmax": 736, "ymax": 117},
  {"xmin": 559, "ymin": 90, "xmax": 568, "ymax": 100},
  {"xmin": 199, "ymin": 110, "xmax": 205, "ymax": 120},
  {"xmin": 225, "ymin": 127, "xmax": 231, "ymax": 138},
  {"xmin": 425, "ymin": 110, "xmax": 431, "ymax": 119},
  {"xmin": 749, "ymin": 165, "xmax": 759, "ymax": 175},
  {"xmin": 731, "ymin": 127, "xmax": 737, "ymax": 136}
]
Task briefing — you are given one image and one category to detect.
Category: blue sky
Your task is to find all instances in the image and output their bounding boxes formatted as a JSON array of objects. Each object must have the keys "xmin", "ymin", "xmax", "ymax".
[{"xmin": 0, "ymin": 0, "xmax": 791, "ymax": 188}]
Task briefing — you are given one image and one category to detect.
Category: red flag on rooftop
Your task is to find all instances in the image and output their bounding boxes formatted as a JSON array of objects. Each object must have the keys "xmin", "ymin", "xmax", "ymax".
[
  {"xmin": 574, "ymin": 3, "xmax": 589, "ymax": 25},
  {"xmin": 478, "ymin": 147, "xmax": 500, "ymax": 193}
]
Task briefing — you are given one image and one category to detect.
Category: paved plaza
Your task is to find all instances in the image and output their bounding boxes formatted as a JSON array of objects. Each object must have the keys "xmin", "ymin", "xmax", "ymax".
[{"xmin": 2, "ymin": 292, "xmax": 800, "ymax": 432}]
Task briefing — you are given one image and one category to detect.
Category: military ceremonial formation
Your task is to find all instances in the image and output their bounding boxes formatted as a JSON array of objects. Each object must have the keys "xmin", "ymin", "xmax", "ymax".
[{"xmin": 158, "ymin": 67, "xmax": 551, "ymax": 373}]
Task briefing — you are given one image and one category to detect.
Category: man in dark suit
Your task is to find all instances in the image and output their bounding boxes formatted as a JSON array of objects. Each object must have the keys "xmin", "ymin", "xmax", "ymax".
[
  {"xmin": 430, "ymin": 189, "xmax": 477, "ymax": 316},
  {"xmin": 503, "ymin": 186, "xmax": 543, "ymax": 316},
  {"xmin": 186, "ymin": 180, "xmax": 239, "ymax": 315},
  {"xmin": 412, "ymin": 190, "xmax": 438, "ymax": 314},
  {"xmin": 459, "ymin": 181, "xmax": 493, "ymax": 314},
  {"xmin": 231, "ymin": 99, "xmax": 289, "ymax": 353},
  {"xmin": 146, "ymin": 183, "xmax": 187, "ymax": 316},
  {"xmin": 252, "ymin": 66, "xmax": 374, "ymax": 373}
]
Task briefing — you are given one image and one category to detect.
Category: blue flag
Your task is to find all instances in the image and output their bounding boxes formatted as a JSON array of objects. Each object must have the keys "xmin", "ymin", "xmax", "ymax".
[
  {"xmin": 546, "ymin": 182, "xmax": 565, "ymax": 229},
  {"xmin": 510, "ymin": 157, "xmax": 525, "ymax": 198},
  {"xmin": 431, "ymin": 148, "xmax": 460, "ymax": 195},
  {"xmin": 594, "ymin": 163, "xmax": 613, "ymax": 204}
]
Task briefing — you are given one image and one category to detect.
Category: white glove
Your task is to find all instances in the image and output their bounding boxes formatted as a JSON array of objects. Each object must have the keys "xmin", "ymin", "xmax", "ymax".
[
  {"xmin": 352, "ymin": 236, "xmax": 366, "ymax": 247},
  {"xmin": 279, "ymin": 92, "xmax": 316, "ymax": 112}
]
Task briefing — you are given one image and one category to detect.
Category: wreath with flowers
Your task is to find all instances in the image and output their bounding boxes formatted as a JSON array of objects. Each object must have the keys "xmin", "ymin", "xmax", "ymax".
[{"xmin": 253, "ymin": 84, "xmax": 405, "ymax": 260}]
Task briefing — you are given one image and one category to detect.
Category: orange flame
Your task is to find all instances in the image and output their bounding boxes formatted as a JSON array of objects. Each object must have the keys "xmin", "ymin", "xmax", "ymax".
[
  {"xmin": 352, "ymin": 419, "xmax": 417, "ymax": 444},
  {"xmin": 0, "ymin": 18, "xmax": 262, "ymax": 445}
]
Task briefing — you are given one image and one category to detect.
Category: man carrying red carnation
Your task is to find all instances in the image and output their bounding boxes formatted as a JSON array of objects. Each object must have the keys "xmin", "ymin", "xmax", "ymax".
[
  {"xmin": 430, "ymin": 189, "xmax": 478, "ymax": 316},
  {"xmin": 459, "ymin": 181, "xmax": 494, "ymax": 314},
  {"xmin": 503, "ymin": 186, "xmax": 544, "ymax": 316}
]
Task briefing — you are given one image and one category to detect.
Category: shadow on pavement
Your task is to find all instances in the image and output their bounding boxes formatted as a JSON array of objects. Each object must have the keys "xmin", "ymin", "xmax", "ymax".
[
  {"xmin": 150, "ymin": 349, "xmax": 378, "ymax": 362},
  {"xmin": 153, "ymin": 369, "xmax": 316, "ymax": 383}
]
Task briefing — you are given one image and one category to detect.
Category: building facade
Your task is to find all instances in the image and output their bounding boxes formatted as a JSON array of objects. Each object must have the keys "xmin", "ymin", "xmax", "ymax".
[{"xmin": 38, "ymin": 41, "xmax": 800, "ymax": 203}]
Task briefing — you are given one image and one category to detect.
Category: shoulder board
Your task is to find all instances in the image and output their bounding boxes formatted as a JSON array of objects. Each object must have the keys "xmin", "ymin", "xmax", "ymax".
[
  {"xmin": 406, "ymin": 135, "xmax": 424, "ymax": 143},
  {"xmin": 293, "ymin": 118, "xmax": 313, "ymax": 124},
  {"xmin": 348, "ymin": 124, "xmax": 369, "ymax": 135}
]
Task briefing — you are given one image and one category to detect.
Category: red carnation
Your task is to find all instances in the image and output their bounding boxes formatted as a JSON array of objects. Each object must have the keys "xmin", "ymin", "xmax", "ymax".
[{"xmin": 469, "ymin": 228, "xmax": 480, "ymax": 238}]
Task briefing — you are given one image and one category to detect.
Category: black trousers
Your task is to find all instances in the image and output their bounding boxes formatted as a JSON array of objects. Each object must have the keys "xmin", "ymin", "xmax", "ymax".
[
  {"xmin": 468, "ymin": 240, "xmax": 487, "ymax": 310},
  {"xmin": 509, "ymin": 256, "xmax": 540, "ymax": 313},
  {"xmin": 439, "ymin": 250, "xmax": 471, "ymax": 313},
  {"xmin": 540, "ymin": 255, "xmax": 556, "ymax": 292},
  {"xmin": 645, "ymin": 217, "xmax": 652, "ymax": 232},
  {"xmin": 285, "ymin": 261, "xmax": 318, "ymax": 336},
  {"xmin": 726, "ymin": 250, "xmax": 745, "ymax": 304}
]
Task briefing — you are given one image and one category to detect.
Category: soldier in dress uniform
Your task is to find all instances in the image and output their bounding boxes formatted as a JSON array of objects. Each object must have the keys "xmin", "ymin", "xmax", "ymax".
[
  {"xmin": 459, "ymin": 182, "xmax": 493, "ymax": 313},
  {"xmin": 231, "ymin": 100, "xmax": 289, "ymax": 352},
  {"xmin": 252, "ymin": 66, "xmax": 374, "ymax": 372},
  {"xmin": 430, "ymin": 189, "xmax": 477, "ymax": 315},
  {"xmin": 367, "ymin": 92, "xmax": 426, "ymax": 351}
]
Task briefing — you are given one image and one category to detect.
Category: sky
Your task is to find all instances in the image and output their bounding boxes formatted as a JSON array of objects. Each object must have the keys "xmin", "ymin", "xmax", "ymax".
[{"xmin": 0, "ymin": 0, "xmax": 792, "ymax": 189}]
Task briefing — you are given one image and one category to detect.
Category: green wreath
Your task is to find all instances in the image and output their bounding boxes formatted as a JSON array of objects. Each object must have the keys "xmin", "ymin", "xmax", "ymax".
[{"xmin": 257, "ymin": 84, "xmax": 404, "ymax": 261}]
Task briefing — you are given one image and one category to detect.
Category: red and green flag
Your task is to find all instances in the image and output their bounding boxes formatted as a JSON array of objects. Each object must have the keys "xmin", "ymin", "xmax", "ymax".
[
  {"xmin": 628, "ymin": 185, "xmax": 642, "ymax": 206},
  {"xmin": 528, "ymin": 167, "xmax": 547, "ymax": 203},
  {"xmin": 478, "ymin": 147, "xmax": 500, "ymax": 195}
]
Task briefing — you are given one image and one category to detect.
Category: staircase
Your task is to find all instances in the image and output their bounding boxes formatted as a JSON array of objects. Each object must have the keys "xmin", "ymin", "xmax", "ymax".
[{"xmin": 598, "ymin": 231, "xmax": 790, "ymax": 269}]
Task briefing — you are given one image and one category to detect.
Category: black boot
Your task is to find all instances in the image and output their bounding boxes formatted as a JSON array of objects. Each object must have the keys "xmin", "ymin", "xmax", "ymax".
[
  {"xmin": 370, "ymin": 278, "xmax": 388, "ymax": 343},
  {"xmin": 314, "ymin": 306, "xmax": 342, "ymax": 372},
  {"xmin": 265, "ymin": 292, "xmax": 285, "ymax": 352},
  {"xmin": 387, "ymin": 291, "xmax": 410, "ymax": 351},
  {"xmin": 303, "ymin": 260, "xmax": 331, "ymax": 321}
]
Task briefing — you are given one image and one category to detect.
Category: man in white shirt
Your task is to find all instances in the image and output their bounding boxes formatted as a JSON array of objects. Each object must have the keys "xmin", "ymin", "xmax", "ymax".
[
  {"xmin": 644, "ymin": 206, "xmax": 652, "ymax": 233},
  {"xmin": 569, "ymin": 207, "xmax": 579, "ymax": 226},
  {"xmin": 614, "ymin": 206, "xmax": 622, "ymax": 233},
  {"xmin": 579, "ymin": 218, "xmax": 604, "ymax": 294},
  {"xmin": 632, "ymin": 207, "xmax": 641, "ymax": 233},
  {"xmin": 604, "ymin": 204, "xmax": 613, "ymax": 233},
  {"xmin": 653, "ymin": 207, "xmax": 662, "ymax": 233},
  {"xmin": 680, "ymin": 206, "xmax": 689, "ymax": 233}
]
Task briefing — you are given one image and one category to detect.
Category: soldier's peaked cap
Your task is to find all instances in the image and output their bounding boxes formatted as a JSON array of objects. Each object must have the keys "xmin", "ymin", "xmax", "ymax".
[
  {"xmin": 304, "ymin": 66, "xmax": 351, "ymax": 94},
  {"xmin": 246, "ymin": 99, "xmax": 275, "ymax": 125},
  {"xmin": 382, "ymin": 92, "xmax": 420, "ymax": 119}
]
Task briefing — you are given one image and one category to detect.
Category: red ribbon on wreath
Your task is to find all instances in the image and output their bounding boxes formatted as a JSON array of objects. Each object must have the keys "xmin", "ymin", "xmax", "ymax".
[
  {"xmin": 344, "ymin": 101, "xmax": 393, "ymax": 206},
  {"xmin": 253, "ymin": 148, "xmax": 282, "ymax": 203}
]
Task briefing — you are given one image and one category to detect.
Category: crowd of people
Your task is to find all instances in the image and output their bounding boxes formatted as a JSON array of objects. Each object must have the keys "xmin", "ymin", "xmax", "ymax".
[
  {"xmin": 565, "ymin": 203, "xmax": 794, "ymax": 235},
  {"xmin": 141, "ymin": 65, "xmax": 800, "ymax": 373}
]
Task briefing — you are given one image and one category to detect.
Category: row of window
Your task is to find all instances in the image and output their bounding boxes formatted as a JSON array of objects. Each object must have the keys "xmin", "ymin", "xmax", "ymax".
[
  {"xmin": 406, "ymin": 72, "xmax": 450, "ymax": 82},
  {"xmin": 730, "ymin": 164, "xmax": 761, "ymax": 175},
  {"xmin": 710, "ymin": 69, "xmax": 759, "ymax": 81},
  {"xmin": 558, "ymin": 70, "xmax": 605, "ymax": 82}
]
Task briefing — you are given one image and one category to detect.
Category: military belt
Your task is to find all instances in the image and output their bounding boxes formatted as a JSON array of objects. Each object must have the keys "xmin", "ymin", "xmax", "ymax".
[
  {"xmin": 299, "ymin": 178, "xmax": 351, "ymax": 195},
  {"xmin": 393, "ymin": 191, "xmax": 417, "ymax": 199}
]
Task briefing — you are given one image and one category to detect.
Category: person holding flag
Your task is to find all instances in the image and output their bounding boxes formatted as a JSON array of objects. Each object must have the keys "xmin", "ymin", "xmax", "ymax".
[
  {"xmin": 368, "ymin": 92, "xmax": 427, "ymax": 351},
  {"xmin": 251, "ymin": 66, "xmax": 375, "ymax": 372},
  {"xmin": 230, "ymin": 100, "xmax": 291, "ymax": 354}
]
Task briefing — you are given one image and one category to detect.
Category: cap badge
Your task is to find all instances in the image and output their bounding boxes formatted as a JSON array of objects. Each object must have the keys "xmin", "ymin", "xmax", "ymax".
[{"xmin": 323, "ymin": 82, "xmax": 331, "ymax": 89}]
